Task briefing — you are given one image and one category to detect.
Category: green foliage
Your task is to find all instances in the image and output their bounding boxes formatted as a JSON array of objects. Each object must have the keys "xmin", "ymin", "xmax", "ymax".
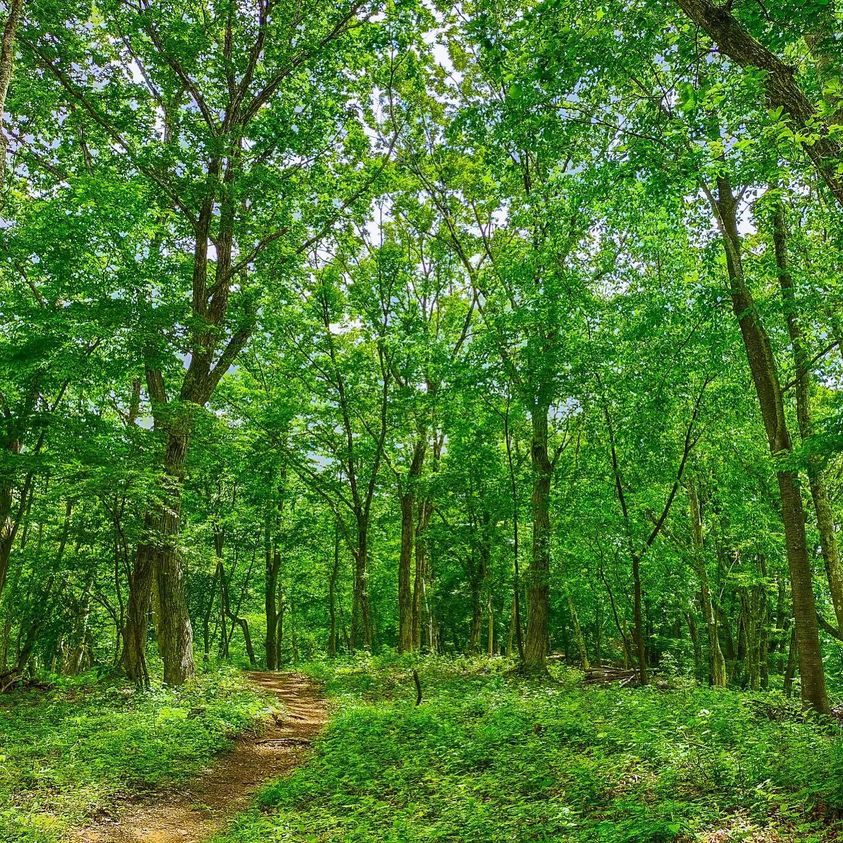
[
  {"xmin": 0, "ymin": 669, "xmax": 270, "ymax": 843},
  {"xmin": 215, "ymin": 658, "xmax": 842, "ymax": 843}
]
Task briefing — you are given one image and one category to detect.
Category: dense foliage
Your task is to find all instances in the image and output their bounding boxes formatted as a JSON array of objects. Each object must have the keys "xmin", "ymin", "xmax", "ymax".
[{"xmin": 2, "ymin": 0, "xmax": 843, "ymax": 836}]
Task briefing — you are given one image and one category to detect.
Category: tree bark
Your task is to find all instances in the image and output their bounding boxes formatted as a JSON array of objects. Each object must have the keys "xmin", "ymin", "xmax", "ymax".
[
  {"xmin": 688, "ymin": 481, "xmax": 727, "ymax": 687},
  {"xmin": 265, "ymin": 528, "xmax": 281, "ymax": 670},
  {"xmin": 0, "ymin": 0, "xmax": 24, "ymax": 193},
  {"xmin": 399, "ymin": 437, "xmax": 426, "ymax": 653},
  {"xmin": 710, "ymin": 176, "xmax": 828, "ymax": 713},
  {"xmin": 524, "ymin": 407, "xmax": 552, "ymax": 672},
  {"xmin": 399, "ymin": 491, "xmax": 416, "ymax": 652},
  {"xmin": 772, "ymin": 201, "xmax": 843, "ymax": 631},
  {"xmin": 504, "ymin": 401, "xmax": 526, "ymax": 666},
  {"xmin": 350, "ymin": 519, "xmax": 372, "ymax": 650},
  {"xmin": 412, "ymin": 435, "xmax": 440, "ymax": 650},
  {"xmin": 121, "ymin": 531, "xmax": 156, "ymax": 686},
  {"xmin": 631, "ymin": 552, "xmax": 648, "ymax": 684},
  {"xmin": 154, "ymin": 427, "xmax": 195, "ymax": 685},
  {"xmin": 676, "ymin": 0, "xmax": 843, "ymax": 208}
]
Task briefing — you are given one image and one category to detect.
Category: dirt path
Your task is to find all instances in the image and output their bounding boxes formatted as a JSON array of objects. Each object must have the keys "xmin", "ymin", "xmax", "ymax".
[{"xmin": 76, "ymin": 672, "xmax": 328, "ymax": 843}]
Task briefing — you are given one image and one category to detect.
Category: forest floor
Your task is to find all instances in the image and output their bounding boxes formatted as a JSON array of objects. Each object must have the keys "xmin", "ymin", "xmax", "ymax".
[
  {"xmin": 75, "ymin": 672, "xmax": 328, "ymax": 843},
  {"xmin": 2, "ymin": 657, "xmax": 842, "ymax": 843},
  {"xmin": 217, "ymin": 657, "xmax": 843, "ymax": 843}
]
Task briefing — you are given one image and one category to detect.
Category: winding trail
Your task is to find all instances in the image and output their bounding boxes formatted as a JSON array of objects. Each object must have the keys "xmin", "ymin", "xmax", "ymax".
[{"xmin": 77, "ymin": 672, "xmax": 328, "ymax": 843}]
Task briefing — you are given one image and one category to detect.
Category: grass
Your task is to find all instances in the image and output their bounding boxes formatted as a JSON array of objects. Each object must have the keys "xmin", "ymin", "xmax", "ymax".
[
  {"xmin": 0, "ymin": 667, "xmax": 270, "ymax": 842},
  {"xmin": 215, "ymin": 655, "xmax": 843, "ymax": 843}
]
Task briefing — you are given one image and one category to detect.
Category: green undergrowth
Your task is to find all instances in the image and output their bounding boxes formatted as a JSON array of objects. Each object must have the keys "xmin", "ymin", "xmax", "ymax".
[
  {"xmin": 0, "ymin": 667, "xmax": 271, "ymax": 843},
  {"xmin": 216, "ymin": 655, "xmax": 843, "ymax": 843}
]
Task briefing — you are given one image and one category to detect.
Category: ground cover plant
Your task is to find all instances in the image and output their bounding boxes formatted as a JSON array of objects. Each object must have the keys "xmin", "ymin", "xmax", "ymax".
[{"xmin": 216, "ymin": 657, "xmax": 843, "ymax": 843}]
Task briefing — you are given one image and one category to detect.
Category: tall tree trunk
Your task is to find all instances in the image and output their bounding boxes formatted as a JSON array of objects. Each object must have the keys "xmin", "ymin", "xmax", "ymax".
[
  {"xmin": 328, "ymin": 523, "xmax": 340, "ymax": 657},
  {"xmin": 631, "ymin": 552, "xmax": 648, "ymax": 684},
  {"xmin": 525, "ymin": 407, "xmax": 552, "ymax": 672},
  {"xmin": 264, "ymin": 527, "xmax": 281, "ymax": 670},
  {"xmin": 0, "ymin": 0, "xmax": 24, "ymax": 193},
  {"xmin": 121, "ymin": 518, "xmax": 157, "ymax": 686},
  {"xmin": 504, "ymin": 402, "xmax": 526, "ymax": 666},
  {"xmin": 710, "ymin": 176, "xmax": 828, "ymax": 713},
  {"xmin": 772, "ymin": 201, "xmax": 843, "ymax": 630},
  {"xmin": 468, "ymin": 563, "xmax": 482, "ymax": 653},
  {"xmin": 677, "ymin": 0, "xmax": 843, "ymax": 208},
  {"xmin": 154, "ymin": 427, "xmax": 195, "ymax": 685},
  {"xmin": 411, "ymin": 499, "xmax": 430, "ymax": 651},
  {"xmin": 399, "ymin": 438, "xmax": 426, "ymax": 653},
  {"xmin": 398, "ymin": 490, "xmax": 415, "ymax": 653},
  {"xmin": 350, "ymin": 519, "xmax": 372, "ymax": 650},
  {"xmin": 688, "ymin": 482, "xmax": 727, "ymax": 687}
]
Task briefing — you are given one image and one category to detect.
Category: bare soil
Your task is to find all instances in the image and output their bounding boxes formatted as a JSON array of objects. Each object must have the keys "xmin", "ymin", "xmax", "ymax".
[{"xmin": 75, "ymin": 672, "xmax": 328, "ymax": 843}]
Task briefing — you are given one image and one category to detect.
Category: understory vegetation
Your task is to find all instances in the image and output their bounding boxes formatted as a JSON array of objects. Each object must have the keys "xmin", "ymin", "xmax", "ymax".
[
  {"xmin": 218, "ymin": 657, "xmax": 843, "ymax": 843},
  {"xmin": 0, "ymin": 669, "xmax": 270, "ymax": 842}
]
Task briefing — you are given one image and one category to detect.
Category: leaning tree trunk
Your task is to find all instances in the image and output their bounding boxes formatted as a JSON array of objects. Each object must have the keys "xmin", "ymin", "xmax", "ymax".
[
  {"xmin": 676, "ymin": 0, "xmax": 843, "ymax": 208},
  {"xmin": 711, "ymin": 176, "xmax": 828, "ymax": 714},
  {"xmin": 524, "ymin": 407, "xmax": 552, "ymax": 672},
  {"xmin": 772, "ymin": 202, "xmax": 843, "ymax": 631}
]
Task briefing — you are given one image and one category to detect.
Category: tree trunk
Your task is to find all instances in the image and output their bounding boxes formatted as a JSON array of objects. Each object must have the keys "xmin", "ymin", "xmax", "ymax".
[
  {"xmin": 413, "ymin": 496, "xmax": 433, "ymax": 651},
  {"xmin": 328, "ymin": 523, "xmax": 340, "ymax": 657},
  {"xmin": 121, "ymin": 524, "xmax": 157, "ymax": 686},
  {"xmin": 350, "ymin": 519, "xmax": 372, "ymax": 650},
  {"xmin": 399, "ymin": 438, "xmax": 426, "ymax": 653},
  {"xmin": 154, "ymin": 428, "xmax": 195, "ymax": 685},
  {"xmin": 504, "ymin": 403, "xmax": 526, "ymax": 666},
  {"xmin": 772, "ymin": 201, "xmax": 843, "ymax": 631},
  {"xmin": 0, "ymin": 0, "xmax": 24, "ymax": 193},
  {"xmin": 398, "ymin": 490, "xmax": 415, "ymax": 653},
  {"xmin": 688, "ymin": 482, "xmax": 727, "ymax": 687},
  {"xmin": 711, "ymin": 176, "xmax": 828, "ymax": 713},
  {"xmin": 469, "ymin": 566, "xmax": 482, "ymax": 653},
  {"xmin": 525, "ymin": 408, "xmax": 552, "ymax": 672},
  {"xmin": 677, "ymin": 0, "xmax": 843, "ymax": 208},
  {"xmin": 265, "ymin": 535, "xmax": 281, "ymax": 670},
  {"xmin": 631, "ymin": 553, "xmax": 648, "ymax": 684}
]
